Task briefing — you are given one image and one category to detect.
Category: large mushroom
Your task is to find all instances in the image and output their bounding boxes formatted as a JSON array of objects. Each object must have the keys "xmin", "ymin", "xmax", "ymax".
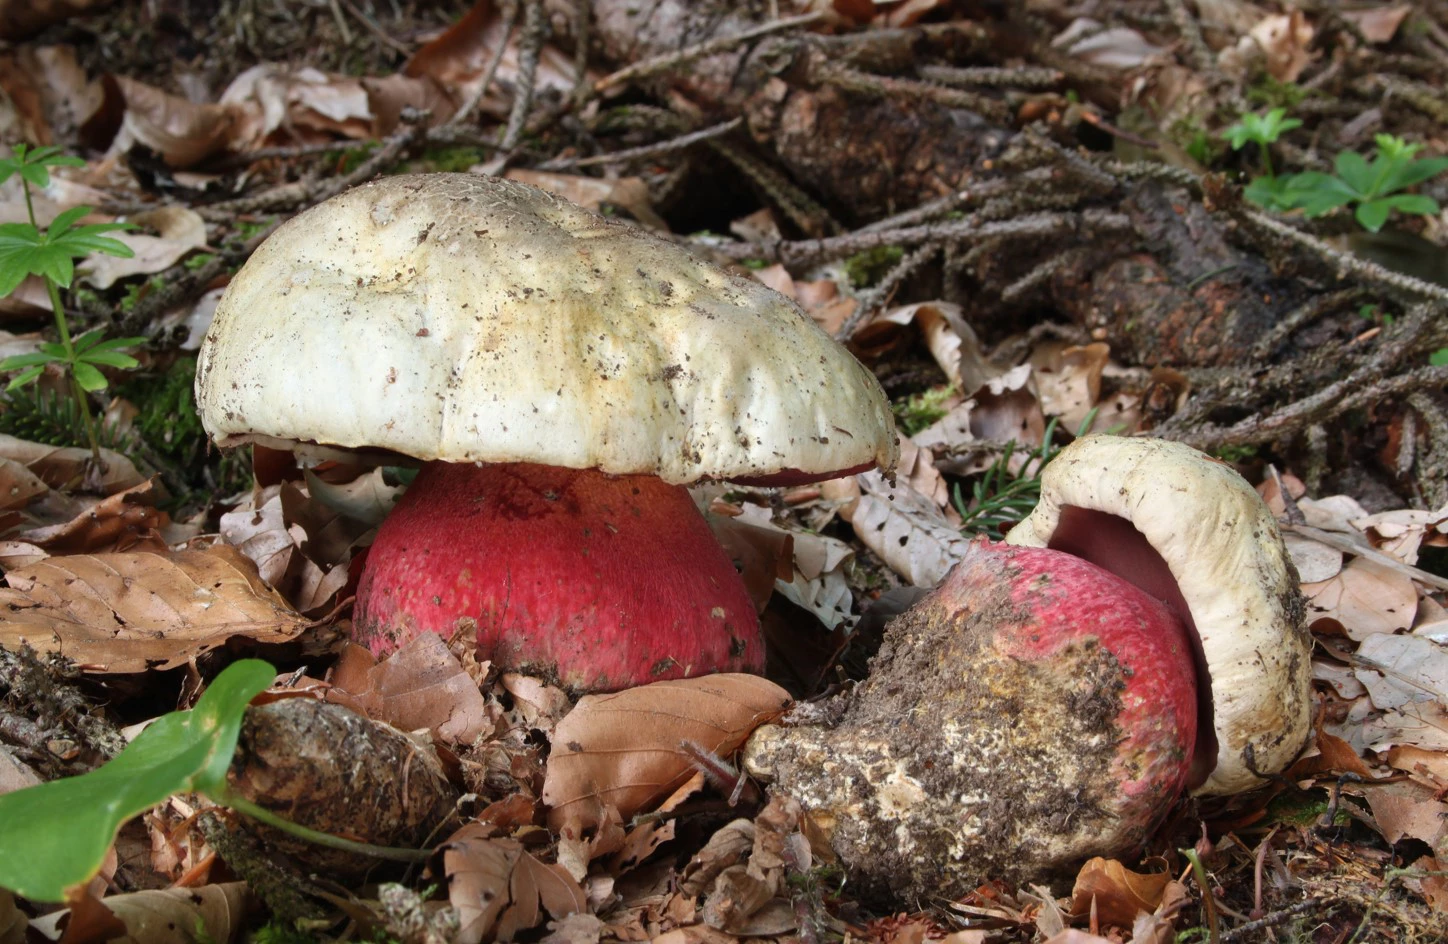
[
  {"xmin": 195, "ymin": 173, "xmax": 897, "ymax": 692},
  {"xmin": 741, "ymin": 435, "xmax": 1312, "ymax": 898}
]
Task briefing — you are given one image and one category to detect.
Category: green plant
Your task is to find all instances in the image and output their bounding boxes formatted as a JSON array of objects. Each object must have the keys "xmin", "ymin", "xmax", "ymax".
[
  {"xmin": 842, "ymin": 245, "xmax": 904, "ymax": 288},
  {"xmin": 0, "ymin": 385, "xmax": 135, "ymax": 453},
  {"xmin": 0, "ymin": 144, "xmax": 146, "ymax": 462},
  {"xmin": 1279, "ymin": 134, "xmax": 1448, "ymax": 232},
  {"xmin": 0, "ymin": 659, "xmax": 429, "ymax": 904},
  {"xmin": 952, "ymin": 412, "xmax": 1099, "ymax": 539},
  {"xmin": 1221, "ymin": 108, "xmax": 1303, "ymax": 209},
  {"xmin": 892, "ymin": 384, "xmax": 956, "ymax": 436}
]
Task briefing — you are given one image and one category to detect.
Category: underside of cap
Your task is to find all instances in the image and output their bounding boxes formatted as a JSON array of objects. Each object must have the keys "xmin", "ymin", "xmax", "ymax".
[
  {"xmin": 1005, "ymin": 435, "xmax": 1312, "ymax": 796},
  {"xmin": 195, "ymin": 173, "xmax": 897, "ymax": 485}
]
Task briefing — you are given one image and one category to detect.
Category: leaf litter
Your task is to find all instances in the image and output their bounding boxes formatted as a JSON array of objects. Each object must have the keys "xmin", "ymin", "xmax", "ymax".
[{"xmin": 1, "ymin": 0, "xmax": 1448, "ymax": 941}]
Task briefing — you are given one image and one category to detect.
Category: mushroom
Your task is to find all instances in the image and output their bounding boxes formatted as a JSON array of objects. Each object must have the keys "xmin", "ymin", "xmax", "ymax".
[
  {"xmin": 195, "ymin": 173, "xmax": 897, "ymax": 692},
  {"xmin": 741, "ymin": 434, "xmax": 1311, "ymax": 899}
]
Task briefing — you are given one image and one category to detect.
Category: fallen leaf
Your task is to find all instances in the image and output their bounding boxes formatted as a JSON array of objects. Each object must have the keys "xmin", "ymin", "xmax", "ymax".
[
  {"xmin": 1354, "ymin": 633, "xmax": 1448, "ymax": 710},
  {"xmin": 1284, "ymin": 533, "xmax": 1344, "ymax": 584},
  {"xmin": 1054, "ymin": 19, "xmax": 1168, "ymax": 69},
  {"xmin": 1341, "ymin": 5, "xmax": 1413, "ymax": 44},
  {"xmin": 445, "ymin": 824, "xmax": 521, "ymax": 944},
  {"xmin": 0, "ymin": 478, "xmax": 166, "ymax": 563},
  {"xmin": 1251, "ymin": 11, "xmax": 1315, "ymax": 82},
  {"xmin": 111, "ymin": 76, "xmax": 236, "ymax": 167},
  {"xmin": 1387, "ymin": 745, "xmax": 1448, "ymax": 784},
  {"xmin": 543, "ymin": 675, "xmax": 791, "ymax": 833},
  {"xmin": 1352, "ymin": 505, "xmax": 1448, "ymax": 566},
  {"xmin": 0, "ymin": 544, "xmax": 312, "ymax": 672},
  {"xmin": 1069, "ymin": 858, "xmax": 1172, "ymax": 928},
  {"xmin": 0, "ymin": 434, "xmax": 143, "ymax": 496},
  {"xmin": 1303, "ymin": 557, "xmax": 1419, "ymax": 639},
  {"xmin": 327, "ymin": 635, "xmax": 496, "ymax": 745},
  {"xmin": 28, "ymin": 883, "xmax": 250, "ymax": 944},
  {"xmin": 842, "ymin": 467, "xmax": 973, "ymax": 587},
  {"xmin": 1359, "ymin": 779, "xmax": 1448, "ymax": 847},
  {"xmin": 83, "ymin": 206, "xmax": 209, "ymax": 289},
  {"xmin": 505, "ymin": 170, "xmax": 666, "ymax": 231}
]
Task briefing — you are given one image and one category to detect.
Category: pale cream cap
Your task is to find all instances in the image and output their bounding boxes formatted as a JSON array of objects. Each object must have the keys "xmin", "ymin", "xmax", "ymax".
[{"xmin": 196, "ymin": 174, "xmax": 898, "ymax": 484}]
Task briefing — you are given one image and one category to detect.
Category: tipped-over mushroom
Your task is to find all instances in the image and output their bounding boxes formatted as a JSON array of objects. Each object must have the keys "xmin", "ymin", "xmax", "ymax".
[
  {"xmin": 195, "ymin": 173, "xmax": 897, "ymax": 692},
  {"xmin": 741, "ymin": 435, "xmax": 1311, "ymax": 898}
]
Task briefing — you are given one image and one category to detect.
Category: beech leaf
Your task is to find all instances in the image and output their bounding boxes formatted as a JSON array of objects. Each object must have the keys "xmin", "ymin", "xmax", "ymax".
[{"xmin": 543, "ymin": 675, "xmax": 791, "ymax": 834}]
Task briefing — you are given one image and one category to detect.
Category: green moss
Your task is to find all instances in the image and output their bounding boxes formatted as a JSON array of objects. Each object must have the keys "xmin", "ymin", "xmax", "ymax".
[
  {"xmin": 1247, "ymin": 74, "xmax": 1309, "ymax": 110},
  {"xmin": 1211, "ymin": 444, "xmax": 1259, "ymax": 464},
  {"xmin": 413, "ymin": 146, "xmax": 486, "ymax": 173},
  {"xmin": 119, "ymin": 357, "xmax": 206, "ymax": 464},
  {"xmin": 843, "ymin": 245, "xmax": 904, "ymax": 288},
  {"xmin": 1266, "ymin": 788, "xmax": 1351, "ymax": 827},
  {"xmin": 892, "ymin": 385, "xmax": 955, "ymax": 436}
]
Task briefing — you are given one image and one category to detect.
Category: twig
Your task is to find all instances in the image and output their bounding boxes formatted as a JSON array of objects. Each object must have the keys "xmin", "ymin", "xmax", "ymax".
[
  {"xmin": 1164, "ymin": 0, "xmax": 1215, "ymax": 72},
  {"xmin": 916, "ymin": 64, "xmax": 1063, "ymax": 89},
  {"xmin": 537, "ymin": 118, "xmax": 742, "ymax": 170},
  {"xmin": 337, "ymin": 0, "xmax": 412, "ymax": 56},
  {"xmin": 592, "ymin": 11, "xmax": 827, "ymax": 93},
  {"xmin": 1221, "ymin": 899, "xmax": 1328, "ymax": 942},
  {"xmin": 708, "ymin": 209, "xmax": 1132, "ymax": 269},
  {"xmin": 838, "ymin": 244, "xmax": 940, "ymax": 340},
  {"xmin": 500, "ymin": 0, "xmax": 547, "ymax": 152},
  {"xmin": 1167, "ymin": 364, "xmax": 1448, "ymax": 454},
  {"xmin": 1240, "ymin": 209, "xmax": 1448, "ymax": 304},
  {"xmin": 815, "ymin": 63, "xmax": 1012, "ymax": 123},
  {"xmin": 1282, "ymin": 522, "xmax": 1448, "ymax": 593},
  {"xmin": 448, "ymin": 0, "xmax": 518, "ymax": 128},
  {"xmin": 1250, "ymin": 288, "xmax": 1373, "ymax": 360},
  {"xmin": 707, "ymin": 139, "xmax": 840, "ymax": 237}
]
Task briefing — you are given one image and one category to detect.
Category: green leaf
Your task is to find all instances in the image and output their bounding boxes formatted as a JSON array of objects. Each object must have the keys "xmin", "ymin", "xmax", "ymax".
[
  {"xmin": 1282, "ymin": 173, "xmax": 1357, "ymax": 216},
  {"xmin": 0, "ymin": 351, "xmax": 63, "ymax": 369},
  {"xmin": 1379, "ymin": 155, "xmax": 1448, "ymax": 195},
  {"xmin": 1431, "ymin": 349, "xmax": 1448, "ymax": 367},
  {"xmin": 0, "ymin": 659, "xmax": 274, "ymax": 903},
  {"xmin": 38, "ymin": 342, "xmax": 68, "ymax": 358},
  {"xmin": 1333, "ymin": 151, "xmax": 1374, "ymax": 196},
  {"xmin": 72, "ymin": 328, "xmax": 107, "ymax": 353},
  {"xmin": 55, "ymin": 230, "xmax": 135, "ymax": 260},
  {"xmin": 18, "ymin": 164, "xmax": 51, "ymax": 189},
  {"xmin": 86, "ymin": 335, "xmax": 148, "ymax": 354},
  {"xmin": 1244, "ymin": 175, "xmax": 1297, "ymax": 211},
  {"xmin": 1355, "ymin": 199, "xmax": 1393, "ymax": 233},
  {"xmin": 72, "ymin": 361, "xmax": 108, "ymax": 391},
  {"xmin": 5, "ymin": 366, "xmax": 44, "ymax": 390},
  {"xmin": 45, "ymin": 205, "xmax": 91, "ymax": 238},
  {"xmin": 80, "ymin": 350, "xmax": 140, "ymax": 370},
  {"xmin": 1378, "ymin": 193, "xmax": 1440, "ymax": 217}
]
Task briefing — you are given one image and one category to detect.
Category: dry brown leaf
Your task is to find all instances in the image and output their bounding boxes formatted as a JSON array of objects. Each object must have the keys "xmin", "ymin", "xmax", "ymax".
[
  {"xmin": 842, "ymin": 467, "xmax": 973, "ymax": 587},
  {"xmin": 112, "ymin": 76, "xmax": 236, "ymax": 167},
  {"xmin": 405, "ymin": 0, "xmax": 581, "ymax": 121},
  {"xmin": 1341, "ymin": 5, "xmax": 1413, "ymax": 44},
  {"xmin": 1355, "ymin": 633, "xmax": 1448, "ymax": 709},
  {"xmin": 445, "ymin": 824, "xmax": 521, "ymax": 944},
  {"xmin": 1303, "ymin": 557, "xmax": 1419, "ymax": 640},
  {"xmin": 0, "ymin": 478, "xmax": 166, "ymax": 564},
  {"xmin": 1251, "ymin": 11, "xmax": 1315, "ymax": 82},
  {"xmin": 83, "ymin": 206, "xmax": 208, "ymax": 289},
  {"xmin": 28, "ymin": 883, "xmax": 250, "ymax": 944},
  {"xmin": 1387, "ymin": 745, "xmax": 1448, "ymax": 784},
  {"xmin": 1054, "ymin": 19, "xmax": 1168, "ymax": 69},
  {"xmin": 327, "ymin": 635, "xmax": 496, "ymax": 745},
  {"xmin": 0, "ymin": 434, "xmax": 143, "ymax": 495},
  {"xmin": 1283, "ymin": 533, "xmax": 1344, "ymax": 584},
  {"xmin": 1033, "ymin": 342, "xmax": 1110, "ymax": 432},
  {"xmin": 0, "ymin": 544, "xmax": 311, "ymax": 672},
  {"xmin": 1359, "ymin": 779, "xmax": 1448, "ymax": 848},
  {"xmin": 505, "ymin": 170, "xmax": 666, "ymax": 231},
  {"xmin": 714, "ymin": 501, "xmax": 856, "ymax": 628},
  {"xmin": 539, "ymin": 913, "xmax": 604, "ymax": 944},
  {"xmin": 1069, "ymin": 858, "xmax": 1172, "ymax": 928},
  {"xmin": 0, "ymin": 458, "xmax": 50, "ymax": 511},
  {"xmin": 543, "ymin": 674, "xmax": 791, "ymax": 834},
  {"xmin": 1352, "ymin": 506, "xmax": 1448, "ymax": 566},
  {"xmin": 704, "ymin": 502, "xmax": 793, "ymax": 611}
]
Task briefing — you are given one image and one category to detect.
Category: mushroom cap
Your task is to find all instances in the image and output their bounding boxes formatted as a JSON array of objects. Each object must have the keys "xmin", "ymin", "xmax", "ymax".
[
  {"xmin": 195, "ymin": 173, "xmax": 897, "ymax": 484},
  {"xmin": 1005, "ymin": 435, "xmax": 1311, "ymax": 796}
]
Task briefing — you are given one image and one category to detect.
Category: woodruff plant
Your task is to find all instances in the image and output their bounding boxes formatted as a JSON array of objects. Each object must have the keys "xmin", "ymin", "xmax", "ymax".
[{"xmin": 0, "ymin": 144, "xmax": 146, "ymax": 462}]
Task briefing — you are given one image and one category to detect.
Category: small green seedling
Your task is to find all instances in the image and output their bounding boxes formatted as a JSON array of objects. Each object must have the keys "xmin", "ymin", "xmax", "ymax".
[
  {"xmin": 0, "ymin": 144, "xmax": 147, "ymax": 462},
  {"xmin": 0, "ymin": 660, "xmax": 273, "ymax": 903},
  {"xmin": 1221, "ymin": 108, "xmax": 1303, "ymax": 210},
  {"xmin": 0, "ymin": 658, "xmax": 431, "ymax": 905},
  {"xmin": 1280, "ymin": 134, "xmax": 1448, "ymax": 232}
]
